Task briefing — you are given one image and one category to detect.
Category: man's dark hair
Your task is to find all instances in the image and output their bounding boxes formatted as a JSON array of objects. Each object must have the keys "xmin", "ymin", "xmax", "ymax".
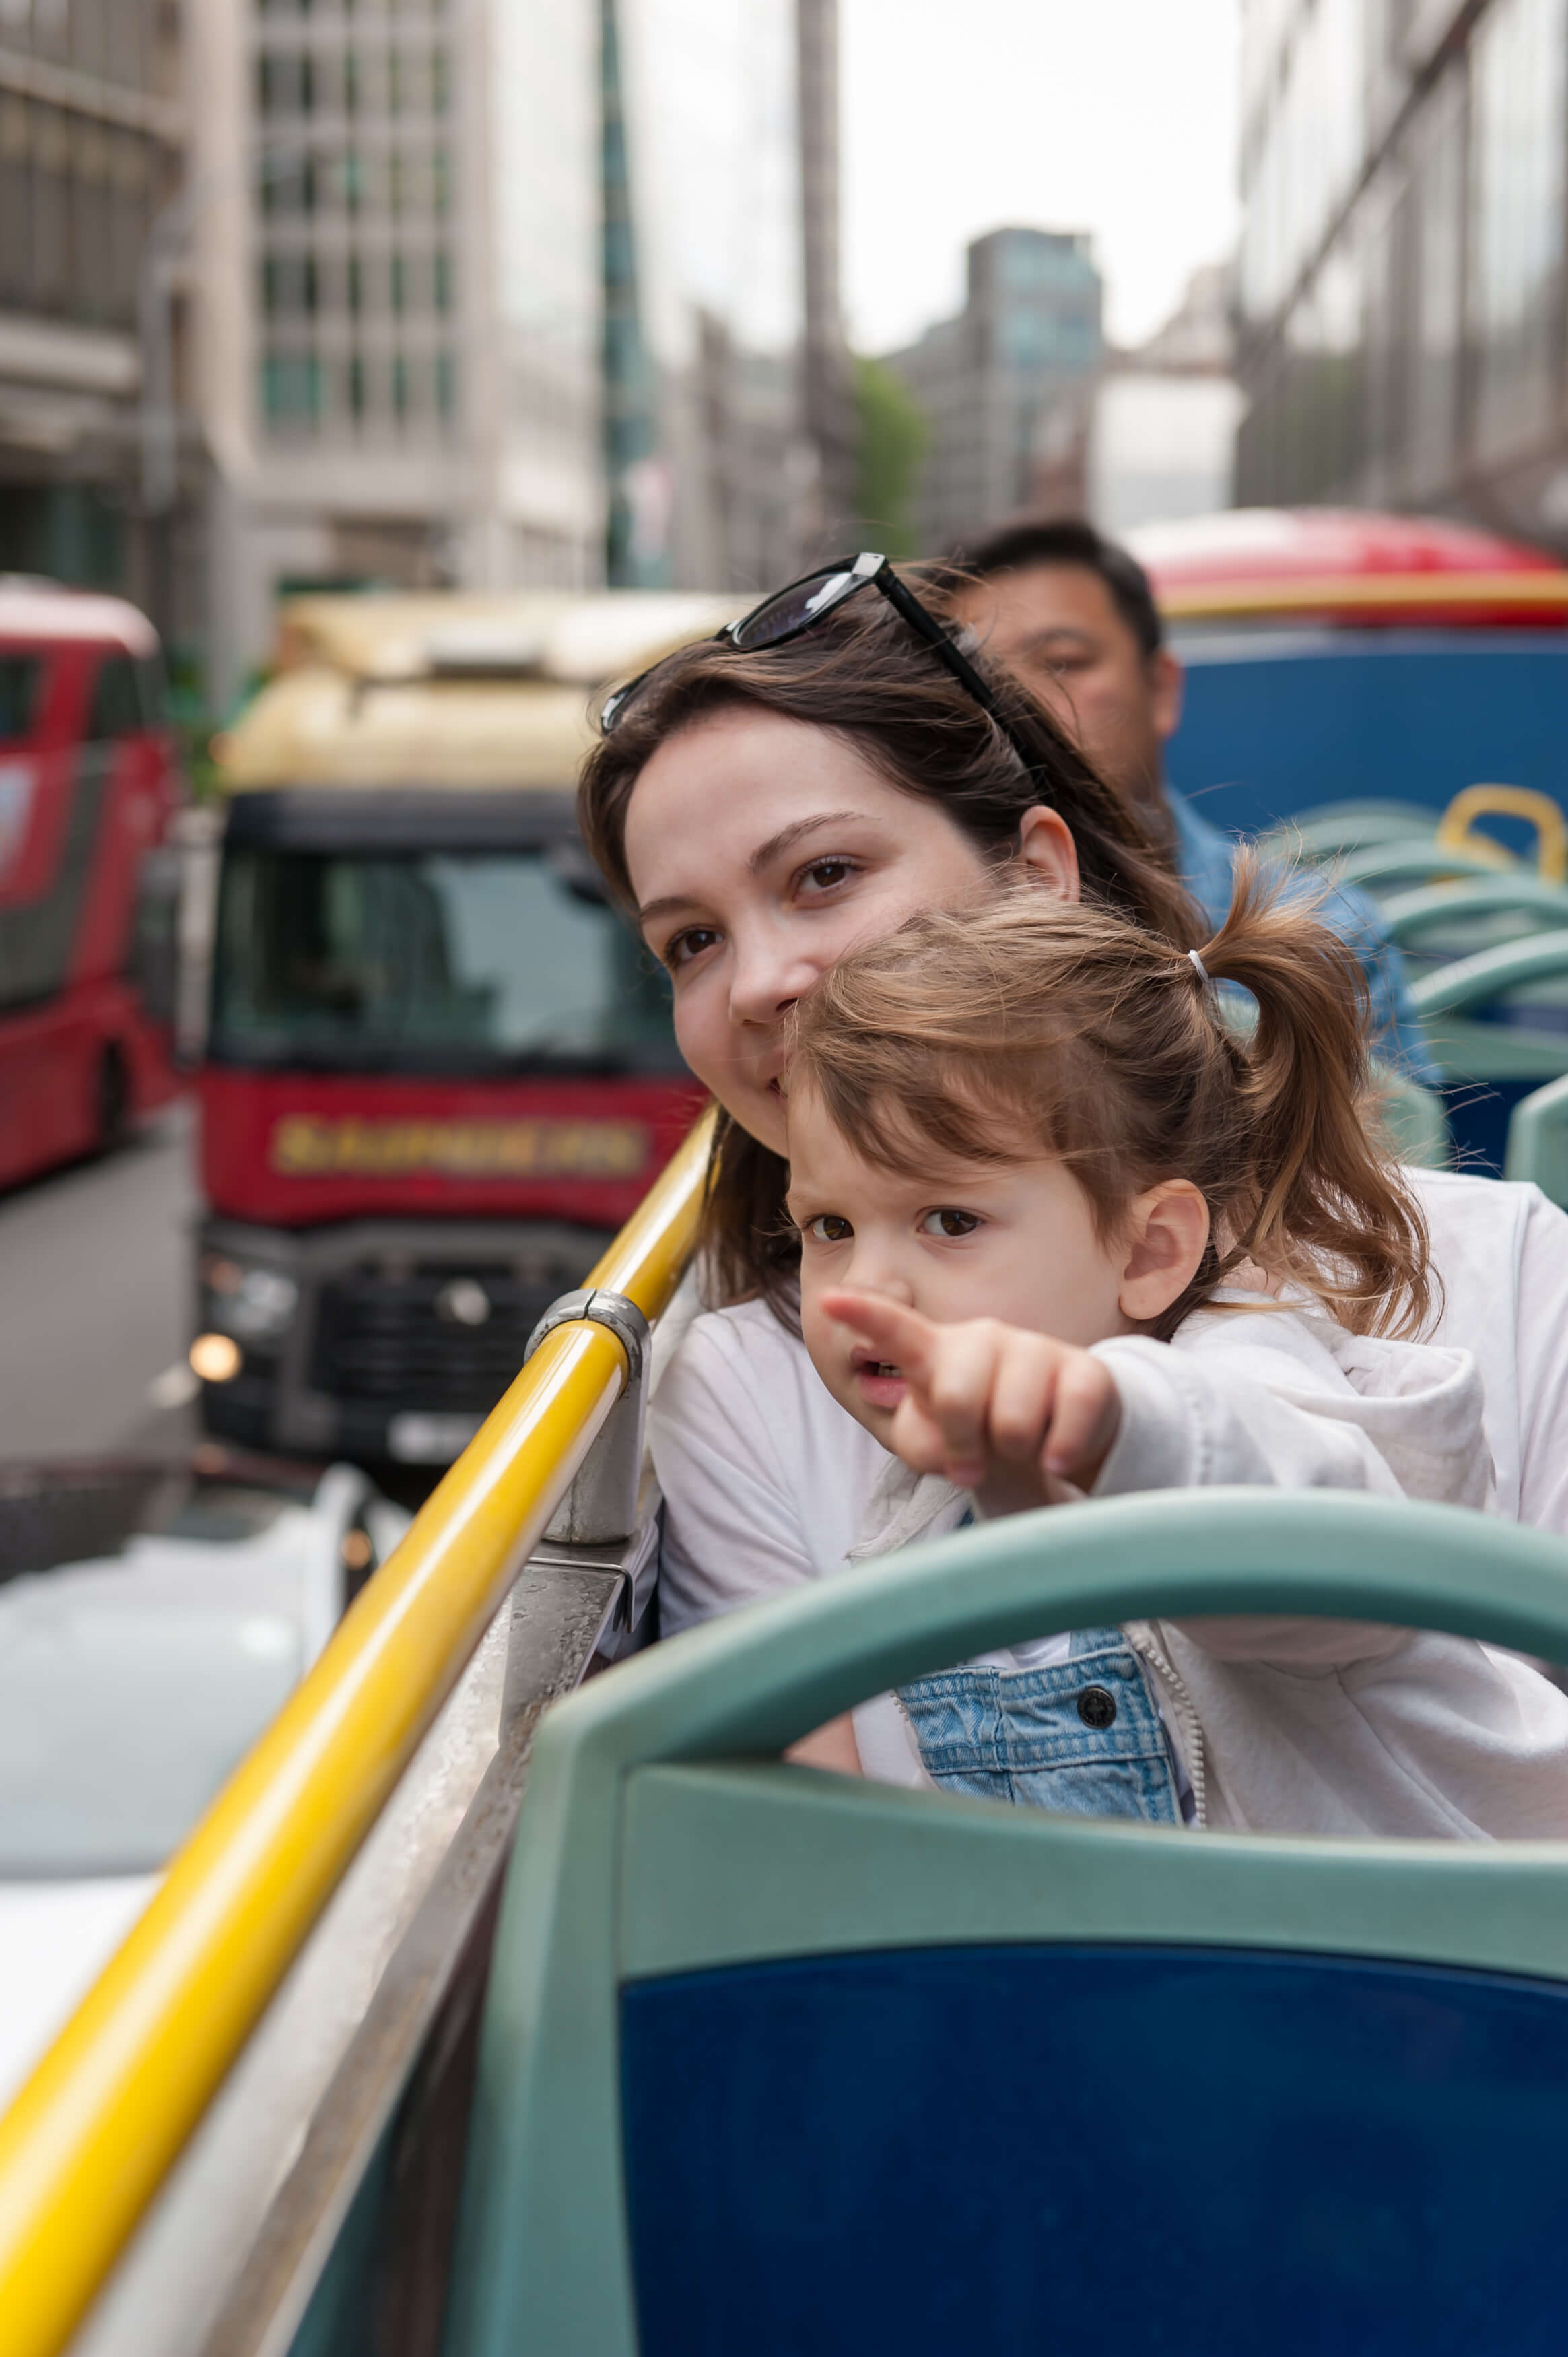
[{"xmin": 953, "ymin": 516, "xmax": 1165, "ymax": 660}]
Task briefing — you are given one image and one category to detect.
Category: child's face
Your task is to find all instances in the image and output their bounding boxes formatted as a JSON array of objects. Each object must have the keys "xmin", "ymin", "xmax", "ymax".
[{"xmin": 786, "ymin": 1083, "xmax": 1132, "ymax": 1446}]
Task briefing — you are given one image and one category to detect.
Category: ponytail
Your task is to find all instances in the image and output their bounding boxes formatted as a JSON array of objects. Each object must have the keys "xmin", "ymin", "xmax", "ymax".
[{"xmin": 1170, "ymin": 853, "xmax": 1432, "ymax": 1339}]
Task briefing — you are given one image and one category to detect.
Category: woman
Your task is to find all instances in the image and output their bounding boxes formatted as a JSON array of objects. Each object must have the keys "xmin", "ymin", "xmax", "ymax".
[{"xmin": 579, "ymin": 559, "xmax": 1568, "ymax": 1628}]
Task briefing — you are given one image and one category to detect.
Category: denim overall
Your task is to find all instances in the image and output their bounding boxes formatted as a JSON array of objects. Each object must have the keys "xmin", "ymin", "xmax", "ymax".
[{"xmin": 897, "ymin": 1624, "xmax": 1185, "ymax": 1825}]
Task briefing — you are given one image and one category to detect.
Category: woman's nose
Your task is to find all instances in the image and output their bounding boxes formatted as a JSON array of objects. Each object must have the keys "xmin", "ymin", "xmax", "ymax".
[{"xmin": 727, "ymin": 931, "xmax": 821, "ymax": 1027}]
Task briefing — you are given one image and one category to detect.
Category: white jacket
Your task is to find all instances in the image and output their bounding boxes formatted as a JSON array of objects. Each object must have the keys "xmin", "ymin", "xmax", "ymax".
[{"xmin": 846, "ymin": 1301, "xmax": 1568, "ymax": 1839}]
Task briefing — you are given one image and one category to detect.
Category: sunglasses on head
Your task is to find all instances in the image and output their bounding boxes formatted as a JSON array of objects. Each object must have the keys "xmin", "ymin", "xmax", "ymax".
[{"xmin": 598, "ymin": 551, "xmax": 1035, "ymax": 770}]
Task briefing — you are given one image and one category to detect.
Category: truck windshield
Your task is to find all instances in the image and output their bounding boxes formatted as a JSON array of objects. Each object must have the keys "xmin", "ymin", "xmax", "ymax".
[{"xmin": 211, "ymin": 845, "xmax": 683, "ymax": 1074}]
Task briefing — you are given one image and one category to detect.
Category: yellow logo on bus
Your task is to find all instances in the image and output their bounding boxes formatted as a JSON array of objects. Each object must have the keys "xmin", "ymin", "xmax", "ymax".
[{"xmin": 270, "ymin": 1115, "xmax": 649, "ymax": 1180}]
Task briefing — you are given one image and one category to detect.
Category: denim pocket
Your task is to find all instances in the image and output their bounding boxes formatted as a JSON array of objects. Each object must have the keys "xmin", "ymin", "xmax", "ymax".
[{"xmin": 897, "ymin": 1627, "xmax": 1181, "ymax": 1825}]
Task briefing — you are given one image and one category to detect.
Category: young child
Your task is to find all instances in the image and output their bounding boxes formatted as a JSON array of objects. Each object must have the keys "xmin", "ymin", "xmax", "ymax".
[{"xmin": 782, "ymin": 863, "xmax": 1568, "ymax": 1837}]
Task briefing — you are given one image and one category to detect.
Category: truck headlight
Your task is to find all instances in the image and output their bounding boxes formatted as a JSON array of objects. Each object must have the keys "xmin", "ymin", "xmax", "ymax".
[{"xmin": 203, "ymin": 1255, "xmax": 300, "ymax": 1342}]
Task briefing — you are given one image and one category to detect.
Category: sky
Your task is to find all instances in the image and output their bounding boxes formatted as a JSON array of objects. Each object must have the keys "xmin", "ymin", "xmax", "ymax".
[{"xmin": 841, "ymin": 0, "xmax": 1242, "ymax": 356}]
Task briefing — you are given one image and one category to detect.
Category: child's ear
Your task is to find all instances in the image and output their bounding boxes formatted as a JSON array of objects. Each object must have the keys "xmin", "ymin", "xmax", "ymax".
[{"xmin": 1118, "ymin": 1181, "xmax": 1210, "ymax": 1323}]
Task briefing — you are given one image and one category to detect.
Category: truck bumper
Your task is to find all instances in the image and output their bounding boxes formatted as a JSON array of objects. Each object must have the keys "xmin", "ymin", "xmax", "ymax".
[{"xmin": 194, "ymin": 1214, "xmax": 617, "ymax": 1463}]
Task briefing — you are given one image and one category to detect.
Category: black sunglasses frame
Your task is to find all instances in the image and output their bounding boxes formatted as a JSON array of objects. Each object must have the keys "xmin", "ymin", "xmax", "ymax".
[{"xmin": 598, "ymin": 552, "xmax": 1037, "ymax": 772}]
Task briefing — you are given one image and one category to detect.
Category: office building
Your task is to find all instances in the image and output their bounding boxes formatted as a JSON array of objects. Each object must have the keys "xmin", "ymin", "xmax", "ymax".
[
  {"xmin": 883, "ymin": 226, "xmax": 1103, "ymax": 555},
  {"xmin": 189, "ymin": 0, "xmax": 603, "ymax": 707},
  {"xmin": 612, "ymin": 0, "xmax": 827, "ymax": 589},
  {"xmin": 0, "ymin": 2, "xmax": 182, "ymax": 599},
  {"xmin": 1236, "ymin": 0, "xmax": 1568, "ymax": 546},
  {"xmin": 1030, "ymin": 264, "xmax": 1243, "ymax": 537}
]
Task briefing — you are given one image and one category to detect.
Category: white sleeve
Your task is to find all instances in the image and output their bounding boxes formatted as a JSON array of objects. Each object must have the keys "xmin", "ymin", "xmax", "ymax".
[
  {"xmin": 1090, "ymin": 1327, "xmax": 1412, "ymax": 1502},
  {"xmin": 1511, "ymin": 1186, "xmax": 1568, "ymax": 1539},
  {"xmin": 648, "ymin": 1317, "xmax": 821, "ymax": 1634},
  {"xmin": 1091, "ymin": 1318, "xmax": 1476, "ymax": 1669}
]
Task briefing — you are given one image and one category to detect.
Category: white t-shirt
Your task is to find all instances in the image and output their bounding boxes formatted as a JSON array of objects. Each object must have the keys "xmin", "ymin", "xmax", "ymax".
[{"xmin": 650, "ymin": 1169, "xmax": 1568, "ymax": 1639}]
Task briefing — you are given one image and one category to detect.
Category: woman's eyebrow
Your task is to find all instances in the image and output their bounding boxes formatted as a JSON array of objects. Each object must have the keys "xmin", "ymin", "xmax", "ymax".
[
  {"xmin": 634, "ymin": 810, "xmax": 872, "ymax": 928},
  {"xmin": 635, "ymin": 890, "xmax": 701, "ymax": 929},
  {"xmin": 748, "ymin": 810, "xmax": 868, "ymax": 874}
]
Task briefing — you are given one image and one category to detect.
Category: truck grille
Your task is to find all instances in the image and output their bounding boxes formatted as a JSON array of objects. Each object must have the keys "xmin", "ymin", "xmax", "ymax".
[{"xmin": 310, "ymin": 1248, "xmax": 611, "ymax": 1415}]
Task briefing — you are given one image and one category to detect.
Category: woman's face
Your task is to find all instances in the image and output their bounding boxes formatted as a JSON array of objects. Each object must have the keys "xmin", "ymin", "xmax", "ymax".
[{"xmin": 622, "ymin": 706, "xmax": 1078, "ymax": 1154}]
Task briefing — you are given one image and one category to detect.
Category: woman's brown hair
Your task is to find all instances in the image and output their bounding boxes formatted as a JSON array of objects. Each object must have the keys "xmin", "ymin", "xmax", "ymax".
[{"xmin": 790, "ymin": 859, "xmax": 1432, "ymax": 1341}]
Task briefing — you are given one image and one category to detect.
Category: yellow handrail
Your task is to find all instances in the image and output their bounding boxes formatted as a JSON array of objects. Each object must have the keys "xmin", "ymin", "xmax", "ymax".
[
  {"xmin": 1435, "ymin": 783, "xmax": 1568, "ymax": 885},
  {"xmin": 0, "ymin": 1108, "xmax": 715, "ymax": 2357}
]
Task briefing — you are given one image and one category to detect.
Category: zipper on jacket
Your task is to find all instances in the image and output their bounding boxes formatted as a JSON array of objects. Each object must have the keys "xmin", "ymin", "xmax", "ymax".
[{"xmin": 1128, "ymin": 1619, "xmax": 1208, "ymax": 1828}]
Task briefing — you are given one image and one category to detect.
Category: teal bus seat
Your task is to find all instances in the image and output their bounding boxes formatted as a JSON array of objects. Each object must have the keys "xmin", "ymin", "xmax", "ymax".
[
  {"xmin": 1259, "ymin": 798, "xmax": 1442, "ymax": 865},
  {"xmin": 1505, "ymin": 1070, "xmax": 1568, "ymax": 1205},
  {"xmin": 1335, "ymin": 838, "xmax": 1513, "ymax": 896},
  {"xmin": 1410, "ymin": 929, "xmax": 1568, "ymax": 1171},
  {"xmin": 1373, "ymin": 1060, "xmax": 1449, "ymax": 1168},
  {"xmin": 444, "ymin": 1490, "xmax": 1568, "ymax": 2357},
  {"xmin": 1382, "ymin": 874, "xmax": 1568, "ymax": 976}
]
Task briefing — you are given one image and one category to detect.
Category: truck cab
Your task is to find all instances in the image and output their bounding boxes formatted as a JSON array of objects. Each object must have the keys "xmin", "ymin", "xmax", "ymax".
[{"xmin": 191, "ymin": 591, "xmax": 724, "ymax": 1465}]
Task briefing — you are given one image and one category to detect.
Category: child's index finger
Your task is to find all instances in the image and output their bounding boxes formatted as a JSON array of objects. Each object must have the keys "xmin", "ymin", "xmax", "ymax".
[{"xmin": 819, "ymin": 1289, "xmax": 936, "ymax": 1381}]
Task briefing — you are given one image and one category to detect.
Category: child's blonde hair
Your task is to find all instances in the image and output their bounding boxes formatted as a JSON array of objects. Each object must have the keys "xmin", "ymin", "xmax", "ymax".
[{"xmin": 789, "ymin": 855, "xmax": 1432, "ymax": 1341}]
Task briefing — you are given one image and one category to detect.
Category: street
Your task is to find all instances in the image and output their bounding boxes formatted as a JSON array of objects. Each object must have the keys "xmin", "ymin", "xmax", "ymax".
[{"xmin": 0, "ymin": 1107, "xmax": 198, "ymax": 1462}]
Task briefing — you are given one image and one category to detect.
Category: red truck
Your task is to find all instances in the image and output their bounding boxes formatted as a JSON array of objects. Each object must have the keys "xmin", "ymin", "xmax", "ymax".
[
  {"xmin": 0, "ymin": 580, "xmax": 181, "ymax": 1186},
  {"xmin": 189, "ymin": 592, "xmax": 721, "ymax": 1465}
]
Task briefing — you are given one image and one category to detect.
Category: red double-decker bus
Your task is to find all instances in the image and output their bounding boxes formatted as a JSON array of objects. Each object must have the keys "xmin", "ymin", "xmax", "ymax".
[{"xmin": 0, "ymin": 580, "xmax": 182, "ymax": 1189}]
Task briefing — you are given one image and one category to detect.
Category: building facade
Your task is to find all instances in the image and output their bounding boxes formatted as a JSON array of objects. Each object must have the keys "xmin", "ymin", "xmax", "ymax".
[
  {"xmin": 188, "ymin": 0, "xmax": 831, "ymax": 697},
  {"xmin": 189, "ymin": 0, "xmax": 603, "ymax": 707},
  {"xmin": 613, "ymin": 0, "xmax": 826, "ymax": 591},
  {"xmin": 0, "ymin": 1, "xmax": 182, "ymax": 601},
  {"xmin": 1030, "ymin": 264, "xmax": 1244, "ymax": 539},
  {"xmin": 883, "ymin": 226, "xmax": 1103, "ymax": 556},
  {"xmin": 1236, "ymin": 0, "xmax": 1568, "ymax": 547}
]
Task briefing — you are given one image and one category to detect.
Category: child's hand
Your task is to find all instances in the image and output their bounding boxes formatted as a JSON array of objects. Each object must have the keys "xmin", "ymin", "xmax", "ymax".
[{"xmin": 821, "ymin": 1290, "xmax": 1122, "ymax": 1511}]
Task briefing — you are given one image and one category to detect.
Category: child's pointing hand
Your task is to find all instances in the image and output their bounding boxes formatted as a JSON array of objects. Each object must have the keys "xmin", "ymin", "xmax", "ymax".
[{"xmin": 820, "ymin": 1290, "xmax": 1122, "ymax": 1510}]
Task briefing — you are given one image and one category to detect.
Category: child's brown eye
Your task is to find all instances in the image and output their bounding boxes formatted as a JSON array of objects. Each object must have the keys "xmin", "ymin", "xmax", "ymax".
[
  {"xmin": 806, "ymin": 1214, "xmax": 853, "ymax": 1243},
  {"xmin": 921, "ymin": 1208, "xmax": 981, "ymax": 1238}
]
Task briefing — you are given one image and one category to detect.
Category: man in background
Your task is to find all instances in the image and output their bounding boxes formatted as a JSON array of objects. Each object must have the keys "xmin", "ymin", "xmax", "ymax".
[{"xmin": 949, "ymin": 517, "xmax": 1435, "ymax": 1080}]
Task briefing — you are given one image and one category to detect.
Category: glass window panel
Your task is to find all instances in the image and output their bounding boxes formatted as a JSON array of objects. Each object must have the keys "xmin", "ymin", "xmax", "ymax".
[
  {"xmin": 1408, "ymin": 68, "xmax": 1465, "ymax": 489},
  {"xmin": 87, "ymin": 655, "xmax": 145, "ymax": 742},
  {"xmin": 211, "ymin": 849, "xmax": 682, "ymax": 1075},
  {"xmin": 1470, "ymin": 0, "xmax": 1568, "ymax": 461}
]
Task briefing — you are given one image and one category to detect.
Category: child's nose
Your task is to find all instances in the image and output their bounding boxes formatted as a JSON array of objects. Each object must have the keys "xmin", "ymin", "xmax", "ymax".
[{"xmin": 843, "ymin": 1250, "xmax": 916, "ymax": 1308}]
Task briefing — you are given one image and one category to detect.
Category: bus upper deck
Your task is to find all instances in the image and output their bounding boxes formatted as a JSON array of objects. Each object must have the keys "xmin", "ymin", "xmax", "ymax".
[{"xmin": 9, "ymin": 519, "xmax": 1568, "ymax": 2356}]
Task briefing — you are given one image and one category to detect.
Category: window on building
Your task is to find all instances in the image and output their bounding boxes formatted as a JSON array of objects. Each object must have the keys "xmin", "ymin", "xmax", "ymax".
[
  {"xmin": 262, "ymin": 350, "xmax": 323, "ymax": 426},
  {"xmin": 1408, "ymin": 67, "xmax": 1465, "ymax": 493},
  {"xmin": 1470, "ymin": 0, "xmax": 1568, "ymax": 462}
]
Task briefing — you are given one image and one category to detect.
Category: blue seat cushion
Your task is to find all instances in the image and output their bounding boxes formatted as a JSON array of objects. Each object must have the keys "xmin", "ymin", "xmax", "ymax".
[{"xmin": 622, "ymin": 1943, "xmax": 1568, "ymax": 2356}]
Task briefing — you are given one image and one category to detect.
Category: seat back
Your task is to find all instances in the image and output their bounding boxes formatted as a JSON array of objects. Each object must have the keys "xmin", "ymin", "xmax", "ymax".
[
  {"xmin": 444, "ymin": 1490, "xmax": 1568, "ymax": 2357},
  {"xmin": 1373, "ymin": 1061, "xmax": 1449, "ymax": 1167},
  {"xmin": 1506, "ymin": 1070, "xmax": 1568, "ymax": 1203},
  {"xmin": 1410, "ymin": 928, "xmax": 1568, "ymax": 1170}
]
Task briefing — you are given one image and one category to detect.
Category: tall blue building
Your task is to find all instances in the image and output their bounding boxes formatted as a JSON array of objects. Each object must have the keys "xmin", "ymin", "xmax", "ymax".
[{"xmin": 884, "ymin": 226, "xmax": 1103, "ymax": 553}]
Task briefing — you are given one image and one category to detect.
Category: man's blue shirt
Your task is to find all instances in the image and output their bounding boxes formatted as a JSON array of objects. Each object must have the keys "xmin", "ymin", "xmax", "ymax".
[{"xmin": 1165, "ymin": 783, "xmax": 1439, "ymax": 1084}]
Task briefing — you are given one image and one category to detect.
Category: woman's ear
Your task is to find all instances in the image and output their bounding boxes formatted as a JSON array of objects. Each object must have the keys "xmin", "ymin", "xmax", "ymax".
[
  {"xmin": 1017, "ymin": 805, "xmax": 1080, "ymax": 904},
  {"xmin": 1118, "ymin": 1181, "xmax": 1210, "ymax": 1322}
]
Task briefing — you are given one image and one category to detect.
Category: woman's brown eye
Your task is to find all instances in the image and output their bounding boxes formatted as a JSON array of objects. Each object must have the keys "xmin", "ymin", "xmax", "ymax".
[
  {"xmin": 805, "ymin": 859, "xmax": 852, "ymax": 890},
  {"xmin": 667, "ymin": 927, "xmax": 718, "ymax": 969}
]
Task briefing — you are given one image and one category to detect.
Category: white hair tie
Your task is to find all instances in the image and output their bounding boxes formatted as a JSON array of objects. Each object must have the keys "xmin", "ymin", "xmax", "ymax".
[{"xmin": 1188, "ymin": 948, "xmax": 1213, "ymax": 987}]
